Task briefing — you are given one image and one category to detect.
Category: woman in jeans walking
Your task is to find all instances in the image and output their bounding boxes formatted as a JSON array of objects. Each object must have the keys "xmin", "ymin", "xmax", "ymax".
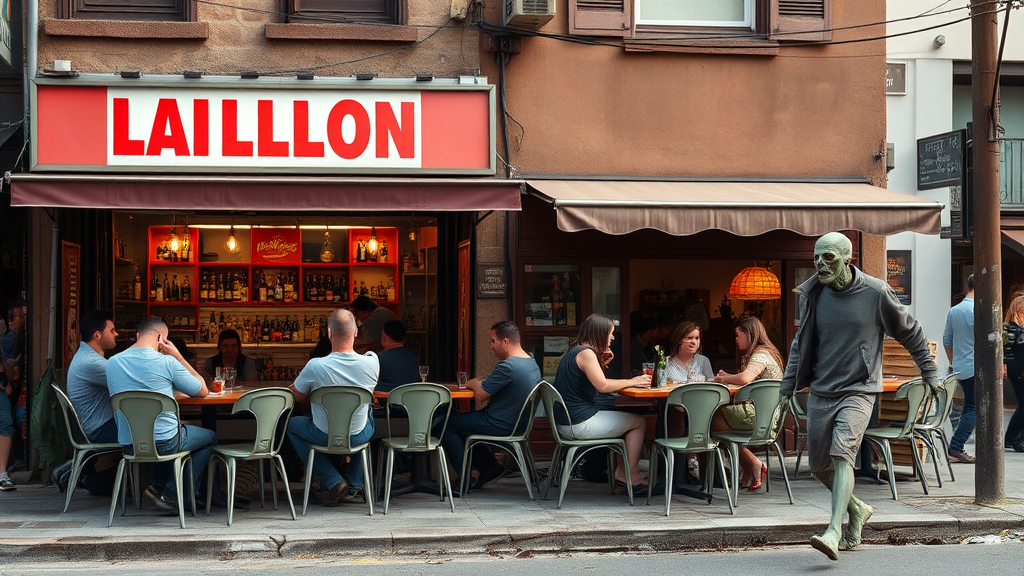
[{"xmin": 1003, "ymin": 295, "xmax": 1024, "ymax": 452}]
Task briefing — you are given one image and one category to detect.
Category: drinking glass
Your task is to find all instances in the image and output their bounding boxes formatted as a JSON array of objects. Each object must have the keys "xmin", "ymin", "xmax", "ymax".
[
  {"xmin": 226, "ymin": 367, "xmax": 237, "ymax": 391},
  {"xmin": 418, "ymin": 365, "xmax": 429, "ymax": 382},
  {"xmin": 457, "ymin": 371, "xmax": 468, "ymax": 389},
  {"xmin": 642, "ymin": 363, "xmax": 655, "ymax": 376}
]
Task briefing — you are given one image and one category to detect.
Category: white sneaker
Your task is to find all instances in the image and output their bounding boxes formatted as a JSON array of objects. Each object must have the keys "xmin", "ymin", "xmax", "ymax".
[{"xmin": 0, "ymin": 474, "xmax": 16, "ymax": 491}]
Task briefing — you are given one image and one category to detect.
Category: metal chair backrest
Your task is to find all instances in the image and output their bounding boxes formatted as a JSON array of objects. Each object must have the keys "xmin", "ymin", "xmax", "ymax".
[
  {"xmin": 231, "ymin": 388, "xmax": 295, "ymax": 457},
  {"xmin": 538, "ymin": 381, "xmax": 577, "ymax": 443},
  {"xmin": 921, "ymin": 372, "xmax": 959, "ymax": 429},
  {"xmin": 662, "ymin": 383, "xmax": 732, "ymax": 451},
  {"xmin": 507, "ymin": 381, "xmax": 544, "ymax": 440},
  {"xmin": 387, "ymin": 383, "xmax": 451, "ymax": 450},
  {"xmin": 733, "ymin": 379, "xmax": 784, "ymax": 444},
  {"xmin": 890, "ymin": 378, "xmax": 928, "ymax": 437},
  {"xmin": 52, "ymin": 383, "xmax": 93, "ymax": 448},
  {"xmin": 309, "ymin": 386, "xmax": 373, "ymax": 452},
  {"xmin": 110, "ymin": 390, "xmax": 181, "ymax": 459}
]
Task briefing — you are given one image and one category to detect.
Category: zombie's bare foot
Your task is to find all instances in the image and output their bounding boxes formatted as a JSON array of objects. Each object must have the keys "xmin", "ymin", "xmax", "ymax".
[
  {"xmin": 839, "ymin": 501, "xmax": 874, "ymax": 550},
  {"xmin": 810, "ymin": 531, "xmax": 840, "ymax": 561}
]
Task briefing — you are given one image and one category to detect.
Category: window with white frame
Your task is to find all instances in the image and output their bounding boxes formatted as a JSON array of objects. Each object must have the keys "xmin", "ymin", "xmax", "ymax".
[{"xmin": 634, "ymin": 0, "xmax": 754, "ymax": 29}]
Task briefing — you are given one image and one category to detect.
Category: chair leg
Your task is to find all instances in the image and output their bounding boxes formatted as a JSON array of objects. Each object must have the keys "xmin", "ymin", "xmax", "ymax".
[
  {"xmin": 375, "ymin": 443, "xmax": 386, "ymax": 502},
  {"xmin": 908, "ymin": 437, "xmax": 929, "ymax": 496},
  {"xmin": 773, "ymin": 442, "xmax": 794, "ymax": 504},
  {"xmin": 557, "ymin": 446, "xmax": 579, "ymax": 509},
  {"xmin": 460, "ymin": 441, "xmax": 474, "ymax": 496},
  {"xmin": 724, "ymin": 442, "xmax": 739, "ymax": 508},
  {"xmin": 274, "ymin": 455, "xmax": 297, "ymax": 520},
  {"xmin": 542, "ymin": 445, "xmax": 562, "ymax": 500},
  {"xmin": 205, "ymin": 453, "xmax": 218, "ymax": 516},
  {"xmin": 132, "ymin": 463, "xmax": 142, "ymax": 511},
  {"xmin": 383, "ymin": 448, "xmax": 395, "ymax": 515},
  {"xmin": 647, "ymin": 445, "xmax": 659, "ymax": 506},
  {"xmin": 257, "ymin": 460, "xmax": 266, "ymax": 510},
  {"xmin": 764, "ymin": 446, "xmax": 771, "ymax": 493},
  {"xmin": 606, "ymin": 450, "xmax": 616, "ymax": 495},
  {"xmin": 510, "ymin": 443, "xmax": 535, "ymax": 500},
  {"xmin": 108, "ymin": 459, "xmax": 127, "ymax": 527},
  {"xmin": 173, "ymin": 459, "xmax": 186, "ymax": 529},
  {"xmin": 63, "ymin": 450, "xmax": 84, "ymax": 513},
  {"xmin": 920, "ymin": 432, "xmax": 944, "ymax": 488},
  {"xmin": 936, "ymin": 430, "xmax": 955, "ymax": 482},
  {"xmin": 270, "ymin": 458, "xmax": 279, "ymax": 510},
  {"xmin": 522, "ymin": 442, "xmax": 540, "ymax": 492},
  {"xmin": 879, "ymin": 440, "xmax": 898, "ymax": 501},
  {"xmin": 225, "ymin": 458, "xmax": 237, "ymax": 526},
  {"xmin": 438, "ymin": 448, "xmax": 456, "ymax": 513},
  {"xmin": 716, "ymin": 448, "xmax": 735, "ymax": 515},
  {"xmin": 664, "ymin": 449, "xmax": 675, "ymax": 517},
  {"xmin": 361, "ymin": 450, "xmax": 374, "ymax": 516},
  {"xmin": 301, "ymin": 448, "xmax": 316, "ymax": 516},
  {"xmin": 618, "ymin": 445, "xmax": 634, "ymax": 506}
]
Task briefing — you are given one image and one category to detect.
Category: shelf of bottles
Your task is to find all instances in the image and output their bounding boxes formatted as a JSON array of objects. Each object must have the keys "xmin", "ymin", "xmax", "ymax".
[{"xmin": 146, "ymin": 225, "xmax": 400, "ymax": 343}]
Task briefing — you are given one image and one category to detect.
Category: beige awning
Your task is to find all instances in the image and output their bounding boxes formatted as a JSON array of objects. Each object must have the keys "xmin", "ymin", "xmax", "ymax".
[{"xmin": 527, "ymin": 180, "xmax": 943, "ymax": 237}]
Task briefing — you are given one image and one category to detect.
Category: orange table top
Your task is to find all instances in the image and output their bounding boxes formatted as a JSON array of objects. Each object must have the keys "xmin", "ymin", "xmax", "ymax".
[
  {"xmin": 374, "ymin": 383, "xmax": 474, "ymax": 400},
  {"xmin": 617, "ymin": 376, "xmax": 913, "ymax": 399},
  {"xmin": 176, "ymin": 382, "xmax": 475, "ymax": 405}
]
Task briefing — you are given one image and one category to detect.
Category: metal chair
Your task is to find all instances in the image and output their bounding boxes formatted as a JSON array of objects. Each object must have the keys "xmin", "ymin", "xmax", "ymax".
[
  {"xmin": 787, "ymin": 390, "xmax": 809, "ymax": 477},
  {"xmin": 51, "ymin": 383, "xmax": 122, "ymax": 513},
  {"xmin": 913, "ymin": 372, "xmax": 960, "ymax": 486},
  {"xmin": 710, "ymin": 379, "xmax": 793, "ymax": 507},
  {"xmin": 377, "ymin": 383, "xmax": 455, "ymax": 514},
  {"xmin": 648, "ymin": 383, "xmax": 735, "ymax": 516},
  {"xmin": 299, "ymin": 386, "xmax": 376, "ymax": 516},
  {"xmin": 108, "ymin": 390, "xmax": 196, "ymax": 528},
  {"xmin": 205, "ymin": 388, "xmax": 296, "ymax": 525},
  {"xmin": 862, "ymin": 378, "xmax": 930, "ymax": 500},
  {"xmin": 538, "ymin": 381, "xmax": 634, "ymax": 509},
  {"xmin": 459, "ymin": 381, "xmax": 542, "ymax": 499}
]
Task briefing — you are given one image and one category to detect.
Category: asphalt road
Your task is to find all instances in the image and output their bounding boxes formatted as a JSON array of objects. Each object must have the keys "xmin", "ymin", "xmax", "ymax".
[{"xmin": 2, "ymin": 542, "xmax": 1022, "ymax": 576}]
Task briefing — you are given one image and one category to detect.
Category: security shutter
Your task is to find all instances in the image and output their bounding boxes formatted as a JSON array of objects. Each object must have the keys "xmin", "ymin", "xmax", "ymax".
[
  {"xmin": 568, "ymin": 0, "xmax": 631, "ymax": 37},
  {"xmin": 769, "ymin": 0, "xmax": 831, "ymax": 42}
]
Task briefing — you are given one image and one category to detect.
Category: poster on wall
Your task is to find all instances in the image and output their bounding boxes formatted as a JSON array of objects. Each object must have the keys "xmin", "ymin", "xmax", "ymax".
[
  {"xmin": 886, "ymin": 250, "xmax": 912, "ymax": 305},
  {"xmin": 61, "ymin": 241, "xmax": 81, "ymax": 370}
]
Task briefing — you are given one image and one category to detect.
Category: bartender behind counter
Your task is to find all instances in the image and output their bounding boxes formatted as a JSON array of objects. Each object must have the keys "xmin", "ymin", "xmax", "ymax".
[
  {"xmin": 352, "ymin": 296, "xmax": 396, "ymax": 354},
  {"xmin": 201, "ymin": 329, "xmax": 258, "ymax": 384}
]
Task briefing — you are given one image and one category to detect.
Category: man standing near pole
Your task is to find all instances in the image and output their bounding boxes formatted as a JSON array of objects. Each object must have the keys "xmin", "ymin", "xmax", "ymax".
[
  {"xmin": 781, "ymin": 232, "xmax": 940, "ymax": 561},
  {"xmin": 944, "ymin": 275, "xmax": 977, "ymax": 463}
]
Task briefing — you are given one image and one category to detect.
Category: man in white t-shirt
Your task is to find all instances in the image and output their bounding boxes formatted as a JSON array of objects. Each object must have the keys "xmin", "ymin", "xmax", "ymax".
[{"xmin": 288, "ymin": 308, "xmax": 379, "ymax": 505}]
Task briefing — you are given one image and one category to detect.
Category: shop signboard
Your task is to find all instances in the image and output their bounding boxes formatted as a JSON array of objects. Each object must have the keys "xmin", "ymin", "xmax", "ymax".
[
  {"xmin": 251, "ymin": 227, "xmax": 301, "ymax": 265},
  {"xmin": 31, "ymin": 79, "xmax": 496, "ymax": 175},
  {"xmin": 917, "ymin": 129, "xmax": 965, "ymax": 190},
  {"xmin": 886, "ymin": 250, "xmax": 912, "ymax": 305},
  {"xmin": 476, "ymin": 264, "xmax": 508, "ymax": 299}
]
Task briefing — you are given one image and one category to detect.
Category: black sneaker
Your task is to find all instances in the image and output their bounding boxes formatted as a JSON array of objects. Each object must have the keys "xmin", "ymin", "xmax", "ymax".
[
  {"xmin": 478, "ymin": 463, "xmax": 507, "ymax": 488},
  {"xmin": 52, "ymin": 460, "xmax": 74, "ymax": 494},
  {"xmin": 341, "ymin": 486, "xmax": 365, "ymax": 502},
  {"xmin": 144, "ymin": 485, "xmax": 178, "ymax": 514}
]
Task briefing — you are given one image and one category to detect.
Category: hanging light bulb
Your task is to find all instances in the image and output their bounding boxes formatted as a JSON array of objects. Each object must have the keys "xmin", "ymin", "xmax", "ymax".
[
  {"xmin": 367, "ymin": 225, "xmax": 379, "ymax": 257},
  {"xmin": 168, "ymin": 225, "xmax": 180, "ymax": 253},
  {"xmin": 320, "ymin": 227, "xmax": 335, "ymax": 262},
  {"xmin": 224, "ymin": 225, "xmax": 240, "ymax": 254},
  {"xmin": 408, "ymin": 225, "xmax": 416, "ymax": 242}
]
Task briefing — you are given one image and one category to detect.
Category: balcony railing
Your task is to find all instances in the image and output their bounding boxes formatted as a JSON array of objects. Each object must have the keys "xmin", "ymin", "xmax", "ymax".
[{"xmin": 1002, "ymin": 138, "xmax": 1024, "ymax": 207}]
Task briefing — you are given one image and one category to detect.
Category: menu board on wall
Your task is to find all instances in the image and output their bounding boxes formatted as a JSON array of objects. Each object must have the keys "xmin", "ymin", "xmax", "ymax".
[
  {"xmin": 62, "ymin": 242, "xmax": 81, "ymax": 370},
  {"xmin": 251, "ymin": 228, "xmax": 301, "ymax": 265},
  {"xmin": 886, "ymin": 250, "xmax": 912, "ymax": 305}
]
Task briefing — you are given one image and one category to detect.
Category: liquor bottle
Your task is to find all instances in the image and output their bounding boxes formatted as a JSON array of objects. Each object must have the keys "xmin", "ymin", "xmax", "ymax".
[
  {"xmin": 357, "ymin": 239, "xmax": 367, "ymax": 263},
  {"xmin": 169, "ymin": 274, "xmax": 179, "ymax": 301},
  {"xmin": 563, "ymin": 272, "xmax": 577, "ymax": 326},
  {"xmin": 181, "ymin": 233, "xmax": 190, "ymax": 263},
  {"xmin": 308, "ymin": 274, "xmax": 318, "ymax": 302},
  {"xmin": 133, "ymin": 271, "xmax": 142, "ymax": 301},
  {"xmin": 283, "ymin": 316, "xmax": 292, "ymax": 342},
  {"xmin": 199, "ymin": 272, "xmax": 207, "ymax": 302},
  {"xmin": 240, "ymin": 274, "xmax": 249, "ymax": 302},
  {"xmin": 216, "ymin": 273, "xmax": 225, "ymax": 301},
  {"xmin": 378, "ymin": 281, "xmax": 386, "ymax": 300},
  {"xmin": 150, "ymin": 272, "xmax": 158, "ymax": 301},
  {"xmin": 258, "ymin": 272, "xmax": 268, "ymax": 303},
  {"xmin": 386, "ymin": 277, "xmax": 395, "ymax": 301},
  {"xmin": 294, "ymin": 316, "xmax": 304, "ymax": 343},
  {"xmin": 361, "ymin": 281, "xmax": 368, "ymax": 297},
  {"xmin": 274, "ymin": 275, "xmax": 284, "ymax": 302},
  {"xmin": 232, "ymin": 272, "xmax": 241, "ymax": 301},
  {"xmin": 182, "ymin": 275, "xmax": 191, "ymax": 302},
  {"xmin": 157, "ymin": 274, "xmax": 166, "ymax": 301},
  {"xmin": 325, "ymin": 276, "xmax": 334, "ymax": 301},
  {"xmin": 284, "ymin": 273, "xmax": 295, "ymax": 303},
  {"xmin": 339, "ymin": 274, "xmax": 348, "ymax": 300},
  {"xmin": 380, "ymin": 240, "xmax": 388, "ymax": 263}
]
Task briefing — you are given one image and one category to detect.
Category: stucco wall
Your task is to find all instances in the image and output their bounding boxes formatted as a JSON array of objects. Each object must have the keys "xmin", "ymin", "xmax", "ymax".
[
  {"xmin": 888, "ymin": 1, "xmax": 1024, "ymax": 61},
  {"xmin": 480, "ymin": 0, "xmax": 888, "ymax": 183},
  {"xmin": 37, "ymin": 0, "xmax": 481, "ymax": 77}
]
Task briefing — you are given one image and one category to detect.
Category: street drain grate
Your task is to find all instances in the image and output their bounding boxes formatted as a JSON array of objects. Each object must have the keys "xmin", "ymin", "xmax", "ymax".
[{"xmin": 21, "ymin": 520, "xmax": 88, "ymax": 529}]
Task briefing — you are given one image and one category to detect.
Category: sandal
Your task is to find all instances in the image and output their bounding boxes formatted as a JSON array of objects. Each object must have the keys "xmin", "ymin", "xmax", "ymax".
[{"xmin": 748, "ymin": 463, "xmax": 767, "ymax": 491}]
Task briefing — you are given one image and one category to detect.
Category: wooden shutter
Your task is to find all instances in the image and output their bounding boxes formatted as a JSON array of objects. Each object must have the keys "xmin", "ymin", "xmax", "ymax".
[
  {"xmin": 289, "ymin": 0, "xmax": 400, "ymax": 24},
  {"xmin": 569, "ymin": 0, "xmax": 631, "ymax": 37},
  {"xmin": 769, "ymin": 0, "xmax": 831, "ymax": 42}
]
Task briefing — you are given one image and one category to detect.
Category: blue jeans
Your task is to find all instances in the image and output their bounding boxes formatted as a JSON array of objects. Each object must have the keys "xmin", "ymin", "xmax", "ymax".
[
  {"xmin": 950, "ymin": 377, "xmax": 976, "ymax": 453},
  {"xmin": 288, "ymin": 415, "xmax": 374, "ymax": 489},
  {"xmin": 0, "ymin": 392, "xmax": 12, "ymax": 437},
  {"xmin": 126, "ymin": 424, "xmax": 218, "ymax": 499},
  {"xmin": 87, "ymin": 418, "xmax": 119, "ymax": 445},
  {"xmin": 437, "ymin": 412, "xmax": 511, "ymax": 479}
]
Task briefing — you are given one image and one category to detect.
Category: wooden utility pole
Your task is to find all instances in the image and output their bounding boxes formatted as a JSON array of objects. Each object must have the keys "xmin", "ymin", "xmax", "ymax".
[{"xmin": 971, "ymin": 0, "xmax": 1004, "ymax": 505}]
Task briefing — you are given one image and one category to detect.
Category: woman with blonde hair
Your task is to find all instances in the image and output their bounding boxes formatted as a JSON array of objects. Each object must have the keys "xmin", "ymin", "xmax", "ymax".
[
  {"xmin": 713, "ymin": 316, "xmax": 785, "ymax": 490},
  {"xmin": 553, "ymin": 313, "xmax": 652, "ymax": 490},
  {"xmin": 1003, "ymin": 295, "xmax": 1024, "ymax": 452}
]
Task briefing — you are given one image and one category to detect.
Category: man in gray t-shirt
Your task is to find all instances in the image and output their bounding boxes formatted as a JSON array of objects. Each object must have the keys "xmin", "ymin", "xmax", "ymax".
[
  {"xmin": 288, "ymin": 309, "xmax": 379, "ymax": 506},
  {"xmin": 439, "ymin": 321, "xmax": 540, "ymax": 494}
]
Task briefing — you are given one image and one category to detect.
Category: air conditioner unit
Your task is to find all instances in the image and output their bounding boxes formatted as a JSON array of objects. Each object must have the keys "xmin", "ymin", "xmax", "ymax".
[{"xmin": 504, "ymin": 0, "xmax": 555, "ymax": 30}]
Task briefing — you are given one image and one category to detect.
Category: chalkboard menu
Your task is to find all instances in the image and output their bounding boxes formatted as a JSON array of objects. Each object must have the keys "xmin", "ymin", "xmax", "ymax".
[
  {"xmin": 886, "ymin": 250, "xmax": 912, "ymax": 305},
  {"xmin": 477, "ymin": 264, "xmax": 508, "ymax": 299},
  {"xmin": 917, "ymin": 130, "xmax": 966, "ymax": 190}
]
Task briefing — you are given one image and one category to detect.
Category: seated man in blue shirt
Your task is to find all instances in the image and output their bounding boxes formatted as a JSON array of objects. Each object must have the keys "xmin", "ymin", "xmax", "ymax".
[
  {"xmin": 438, "ymin": 321, "xmax": 541, "ymax": 493},
  {"xmin": 56, "ymin": 310, "xmax": 120, "ymax": 494},
  {"xmin": 107, "ymin": 316, "xmax": 216, "ymax": 511},
  {"xmin": 376, "ymin": 320, "xmax": 421, "ymax": 393}
]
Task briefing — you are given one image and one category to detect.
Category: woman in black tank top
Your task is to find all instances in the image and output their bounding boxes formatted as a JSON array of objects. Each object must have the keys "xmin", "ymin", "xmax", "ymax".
[{"xmin": 553, "ymin": 314, "xmax": 652, "ymax": 488}]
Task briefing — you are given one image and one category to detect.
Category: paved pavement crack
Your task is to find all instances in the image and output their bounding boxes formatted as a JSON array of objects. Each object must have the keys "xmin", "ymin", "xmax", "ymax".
[{"xmin": 269, "ymin": 535, "xmax": 286, "ymax": 557}]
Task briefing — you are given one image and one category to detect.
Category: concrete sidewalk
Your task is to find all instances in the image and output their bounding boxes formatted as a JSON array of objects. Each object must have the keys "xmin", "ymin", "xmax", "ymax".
[{"xmin": 1, "ymin": 434, "xmax": 1022, "ymax": 562}]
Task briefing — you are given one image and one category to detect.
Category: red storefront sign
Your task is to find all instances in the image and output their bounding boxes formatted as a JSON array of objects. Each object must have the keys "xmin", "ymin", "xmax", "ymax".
[
  {"xmin": 251, "ymin": 228, "xmax": 301, "ymax": 265},
  {"xmin": 32, "ymin": 81, "xmax": 495, "ymax": 175}
]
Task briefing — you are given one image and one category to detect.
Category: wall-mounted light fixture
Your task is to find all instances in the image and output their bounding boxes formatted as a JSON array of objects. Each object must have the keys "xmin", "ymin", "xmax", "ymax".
[
  {"xmin": 240, "ymin": 70, "xmax": 259, "ymax": 79},
  {"xmin": 183, "ymin": 70, "xmax": 203, "ymax": 79},
  {"xmin": 297, "ymin": 70, "xmax": 314, "ymax": 80},
  {"xmin": 120, "ymin": 70, "xmax": 141, "ymax": 79},
  {"xmin": 356, "ymin": 72, "xmax": 377, "ymax": 81},
  {"xmin": 416, "ymin": 72, "xmax": 434, "ymax": 82}
]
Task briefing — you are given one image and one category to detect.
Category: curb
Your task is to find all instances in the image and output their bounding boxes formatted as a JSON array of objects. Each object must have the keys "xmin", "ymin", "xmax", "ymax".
[{"xmin": 3, "ymin": 514, "xmax": 1023, "ymax": 562}]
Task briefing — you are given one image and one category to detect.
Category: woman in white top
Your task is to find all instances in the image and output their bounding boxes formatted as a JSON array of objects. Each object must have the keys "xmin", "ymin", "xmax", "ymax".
[
  {"xmin": 665, "ymin": 322, "xmax": 715, "ymax": 384},
  {"xmin": 713, "ymin": 316, "xmax": 785, "ymax": 491}
]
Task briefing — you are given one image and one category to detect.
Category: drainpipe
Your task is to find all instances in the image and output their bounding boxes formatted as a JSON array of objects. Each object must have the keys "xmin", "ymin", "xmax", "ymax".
[{"xmin": 23, "ymin": 0, "xmax": 37, "ymax": 147}]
